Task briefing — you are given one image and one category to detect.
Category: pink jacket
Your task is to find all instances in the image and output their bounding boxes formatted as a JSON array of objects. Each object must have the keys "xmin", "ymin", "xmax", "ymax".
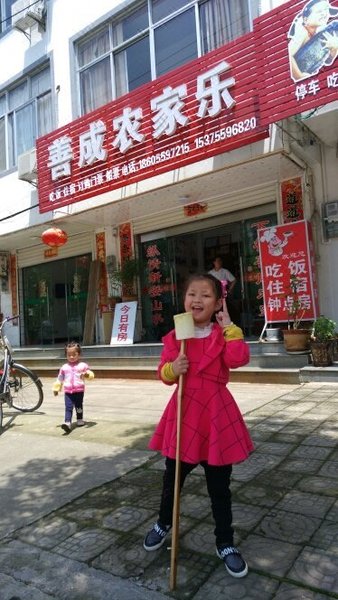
[{"xmin": 57, "ymin": 361, "xmax": 91, "ymax": 393}]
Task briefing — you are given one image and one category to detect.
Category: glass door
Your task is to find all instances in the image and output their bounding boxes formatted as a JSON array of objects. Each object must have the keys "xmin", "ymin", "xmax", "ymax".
[
  {"xmin": 140, "ymin": 232, "xmax": 208, "ymax": 341},
  {"xmin": 22, "ymin": 254, "xmax": 91, "ymax": 345},
  {"xmin": 139, "ymin": 214, "xmax": 278, "ymax": 342},
  {"xmin": 240, "ymin": 214, "xmax": 277, "ymax": 337},
  {"xmin": 140, "ymin": 237, "xmax": 177, "ymax": 342}
]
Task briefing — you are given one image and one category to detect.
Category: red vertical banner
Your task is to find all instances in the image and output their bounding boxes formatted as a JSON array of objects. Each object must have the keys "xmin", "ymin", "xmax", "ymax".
[
  {"xmin": 95, "ymin": 232, "xmax": 108, "ymax": 311},
  {"xmin": 281, "ymin": 177, "xmax": 304, "ymax": 223},
  {"xmin": 258, "ymin": 220, "xmax": 319, "ymax": 324},
  {"xmin": 119, "ymin": 222, "xmax": 134, "ymax": 298},
  {"xmin": 10, "ymin": 254, "xmax": 18, "ymax": 318},
  {"xmin": 119, "ymin": 223, "xmax": 133, "ymax": 262}
]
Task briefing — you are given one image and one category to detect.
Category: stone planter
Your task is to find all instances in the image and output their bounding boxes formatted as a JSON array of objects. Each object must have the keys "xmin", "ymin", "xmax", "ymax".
[
  {"xmin": 283, "ymin": 329, "xmax": 311, "ymax": 353},
  {"xmin": 310, "ymin": 340, "xmax": 333, "ymax": 367}
]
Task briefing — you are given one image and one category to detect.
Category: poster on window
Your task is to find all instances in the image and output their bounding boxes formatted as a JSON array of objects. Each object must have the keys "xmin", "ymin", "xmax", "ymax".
[{"xmin": 258, "ymin": 220, "xmax": 319, "ymax": 324}]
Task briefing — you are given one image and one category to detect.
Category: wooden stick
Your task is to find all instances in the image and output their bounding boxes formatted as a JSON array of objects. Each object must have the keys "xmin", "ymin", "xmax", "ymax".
[{"xmin": 169, "ymin": 338, "xmax": 186, "ymax": 591}]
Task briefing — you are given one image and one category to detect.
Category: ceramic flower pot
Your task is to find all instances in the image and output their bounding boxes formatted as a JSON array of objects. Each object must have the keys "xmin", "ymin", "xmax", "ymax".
[{"xmin": 282, "ymin": 329, "xmax": 311, "ymax": 353}]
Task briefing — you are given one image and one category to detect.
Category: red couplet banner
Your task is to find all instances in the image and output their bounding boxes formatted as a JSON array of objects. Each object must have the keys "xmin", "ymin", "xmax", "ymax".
[{"xmin": 258, "ymin": 220, "xmax": 319, "ymax": 324}]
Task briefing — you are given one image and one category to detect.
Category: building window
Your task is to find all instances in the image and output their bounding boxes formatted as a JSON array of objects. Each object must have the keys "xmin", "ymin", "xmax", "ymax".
[
  {"xmin": 0, "ymin": 0, "xmax": 16, "ymax": 34},
  {"xmin": 0, "ymin": 65, "xmax": 52, "ymax": 173},
  {"xmin": 76, "ymin": 0, "xmax": 259, "ymax": 115}
]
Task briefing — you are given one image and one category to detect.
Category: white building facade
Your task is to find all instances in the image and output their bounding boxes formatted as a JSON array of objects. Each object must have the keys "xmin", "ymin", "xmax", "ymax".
[{"xmin": 0, "ymin": 0, "xmax": 337, "ymax": 347}]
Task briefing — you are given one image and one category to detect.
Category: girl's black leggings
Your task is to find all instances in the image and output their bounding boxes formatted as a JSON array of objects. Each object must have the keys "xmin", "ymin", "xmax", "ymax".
[{"xmin": 158, "ymin": 457, "xmax": 233, "ymax": 546}]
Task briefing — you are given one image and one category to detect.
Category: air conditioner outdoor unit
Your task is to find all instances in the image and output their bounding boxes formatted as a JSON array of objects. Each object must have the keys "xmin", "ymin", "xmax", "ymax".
[
  {"xmin": 12, "ymin": 0, "xmax": 45, "ymax": 31},
  {"xmin": 17, "ymin": 148, "xmax": 37, "ymax": 183}
]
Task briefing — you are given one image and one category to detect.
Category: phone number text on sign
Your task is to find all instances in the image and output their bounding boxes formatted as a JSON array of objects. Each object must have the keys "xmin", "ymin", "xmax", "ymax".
[
  {"xmin": 138, "ymin": 116, "xmax": 258, "ymax": 169},
  {"xmin": 195, "ymin": 117, "xmax": 257, "ymax": 148}
]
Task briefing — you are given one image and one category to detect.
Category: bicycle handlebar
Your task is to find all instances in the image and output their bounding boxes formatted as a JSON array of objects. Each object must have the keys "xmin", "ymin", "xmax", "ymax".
[{"xmin": 0, "ymin": 315, "xmax": 20, "ymax": 336}]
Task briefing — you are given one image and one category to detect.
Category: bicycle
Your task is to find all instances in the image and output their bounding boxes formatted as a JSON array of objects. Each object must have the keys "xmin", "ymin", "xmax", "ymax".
[{"xmin": 0, "ymin": 315, "xmax": 44, "ymax": 430}]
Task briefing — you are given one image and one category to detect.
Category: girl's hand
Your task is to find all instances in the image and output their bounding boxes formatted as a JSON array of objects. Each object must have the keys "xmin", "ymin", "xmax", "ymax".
[
  {"xmin": 172, "ymin": 353, "xmax": 189, "ymax": 376},
  {"xmin": 216, "ymin": 306, "xmax": 232, "ymax": 328}
]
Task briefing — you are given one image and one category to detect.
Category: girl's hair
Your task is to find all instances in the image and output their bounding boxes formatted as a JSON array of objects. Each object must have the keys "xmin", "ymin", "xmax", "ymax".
[
  {"xmin": 184, "ymin": 273, "xmax": 222, "ymax": 300},
  {"xmin": 65, "ymin": 341, "xmax": 82, "ymax": 355}
]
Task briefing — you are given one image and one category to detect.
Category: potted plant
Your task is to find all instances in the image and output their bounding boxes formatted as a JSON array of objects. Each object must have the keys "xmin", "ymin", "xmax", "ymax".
[
  {"xmin": 310, "ymin": 316, "xmax": 336, "ymax": 366},
  {"xmin": 109, "ymin": 256, "xmax": 141, "ymax": 301},
  {"xmin": 282, "ymin": 275, "xmax": 312, "ymax": 352}
]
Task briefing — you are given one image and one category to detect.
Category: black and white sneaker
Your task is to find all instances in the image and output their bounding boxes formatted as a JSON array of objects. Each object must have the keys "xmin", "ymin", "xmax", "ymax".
[
  {"xmin": 143, "ymin": 521, "xmax": 170, "ymax": 551},
  {"xmin": 61, "ymin": 422, "xmax": 71, "ymax": 433},
  {"xmin": 216, "ymin": 545, "xmax": 248, "ymax": 578}
]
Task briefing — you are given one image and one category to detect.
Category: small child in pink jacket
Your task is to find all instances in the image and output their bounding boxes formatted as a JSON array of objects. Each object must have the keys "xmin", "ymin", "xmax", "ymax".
[{"xmin": 52, "ymin": 341, "xmax": 94, "ymax": 433}]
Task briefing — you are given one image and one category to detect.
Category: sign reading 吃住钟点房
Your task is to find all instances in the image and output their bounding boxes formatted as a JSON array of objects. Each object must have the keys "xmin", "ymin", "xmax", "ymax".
[{"xmin": 258, "ymin": 220, "xmax": 319, "ymax": 324}]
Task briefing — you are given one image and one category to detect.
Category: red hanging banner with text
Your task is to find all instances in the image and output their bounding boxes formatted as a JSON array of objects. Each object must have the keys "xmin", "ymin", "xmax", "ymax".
[{"xmin": 258, "ymin": 220, "xmax": 319, "ymax": 324}]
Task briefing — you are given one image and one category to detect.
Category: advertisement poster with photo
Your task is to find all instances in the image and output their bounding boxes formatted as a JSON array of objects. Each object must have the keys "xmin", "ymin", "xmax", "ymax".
[
  {"xmin": 258, "ymin": 220, "xmax": 319, "ymax": 324},
  {"xmin": 256, "ymin": 0, "xmax": 338, "ymax": 125}
]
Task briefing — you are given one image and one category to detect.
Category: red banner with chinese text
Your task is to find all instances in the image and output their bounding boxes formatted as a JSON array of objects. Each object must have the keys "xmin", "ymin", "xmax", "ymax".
[
  {"xmin": 95, "ymin": 232, "xmax": 108, "ymax": 311},
  {"xmin": 281, "ymin": 177, "xmax": 304, "ymax": 223},
  {"xmin": 37, "ymin": 31, "xmax": 268, "ymax": 213},
  {"xmin": 10, "ymin": 254, "xmax": 18, "ymax": 318},
  {"xmin": 258, "ymin": 220, "xmax": 319, "ymax": 324}
]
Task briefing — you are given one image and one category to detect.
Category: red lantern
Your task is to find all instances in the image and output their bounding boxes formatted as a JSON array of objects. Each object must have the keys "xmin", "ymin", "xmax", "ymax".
[{"xmin": 41, "ymin": 227, "xmax": 68, "ymax": 248}]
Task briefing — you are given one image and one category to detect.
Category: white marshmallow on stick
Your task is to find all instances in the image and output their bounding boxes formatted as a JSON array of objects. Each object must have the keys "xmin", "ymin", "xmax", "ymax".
[
  {"xmin": 173, "ymin": 311, "xmax": 194, "ymax": 340},
  {"xmin": 170, "ymin": 311, "xmax": 194, "ymax": 591}
]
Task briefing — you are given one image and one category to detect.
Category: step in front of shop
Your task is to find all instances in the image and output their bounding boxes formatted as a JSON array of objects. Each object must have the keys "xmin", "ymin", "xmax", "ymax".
[{"xmin": 12, "ymin": 342, "xmax": 311, "ymax": 383}]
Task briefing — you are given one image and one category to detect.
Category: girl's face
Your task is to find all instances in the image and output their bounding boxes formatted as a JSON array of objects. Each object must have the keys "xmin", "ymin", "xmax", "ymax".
[
  {"xmin": 184, "ymin": 279, "xmax": 222, "ymax": 328},
  {"xmin": 305, "ymin": 2, "xmax": 330, "ymax": 27},
  {"xmin": 67, "ymin": 348, "xmax": 80, "ymax": 363}
]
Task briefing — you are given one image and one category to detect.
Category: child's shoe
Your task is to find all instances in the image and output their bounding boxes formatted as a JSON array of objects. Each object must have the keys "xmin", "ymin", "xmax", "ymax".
[
  {"xmin": 76, "ymin": 420, "xmax": 85, "ymax": 427},
  {"xmin": 143, "ymin": 521, "xmax": 170, "ymax": 551},
  {"xmin": 61, "ymin": 422, "xmax": 71, "ymax": 433},
  {"xmin": 216, "ymin": 545, "xmax": 248, "ymax": 578}
]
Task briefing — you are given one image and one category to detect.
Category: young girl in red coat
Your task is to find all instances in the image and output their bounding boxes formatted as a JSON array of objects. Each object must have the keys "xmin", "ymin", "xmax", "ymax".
[{"xmin": 143, "ymin": 273, "xmax": 253, "ymax": 578}]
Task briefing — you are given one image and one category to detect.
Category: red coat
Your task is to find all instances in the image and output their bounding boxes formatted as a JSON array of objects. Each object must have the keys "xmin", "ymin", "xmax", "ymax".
[{"xmin": 149, "ymin": 324, "xmax": 254, "ymax": 466}]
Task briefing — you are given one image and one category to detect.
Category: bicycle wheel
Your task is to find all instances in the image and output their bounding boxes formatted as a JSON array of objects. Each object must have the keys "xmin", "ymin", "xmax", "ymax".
[{"xmin": 9, "ymin": 363, "xmax": 43, "ymax": 412}]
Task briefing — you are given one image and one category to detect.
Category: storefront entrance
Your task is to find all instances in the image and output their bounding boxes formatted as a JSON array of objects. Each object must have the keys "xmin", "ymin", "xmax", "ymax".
[
  {"xmin": 140, "ymin": 213, "xmax": 277, "ymax": 342},
  {"xmin": 22, "ymin": 254, "xmax": 91, "ymax": 346}
]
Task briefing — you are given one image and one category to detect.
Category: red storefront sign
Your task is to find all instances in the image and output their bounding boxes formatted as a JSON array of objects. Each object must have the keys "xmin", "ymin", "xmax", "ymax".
[
  {"xmin": 281, "ymin": 177, "xmax": 304, "ymax": 223},
  {"xmin": 36, "ymin": 32, "xmax": 268, "ymax": 213},
  {"xmin": 258, "ymin": 220, "xmax": 319, "ymax": 324},
  {"xmin": 255, "ymin": 0, "xmax": 338, "ymax": 126}
]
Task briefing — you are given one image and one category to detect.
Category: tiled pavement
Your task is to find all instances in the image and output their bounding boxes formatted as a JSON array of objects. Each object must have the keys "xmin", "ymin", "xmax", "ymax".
[{"xmin": 1, "ymin": 380, "xmax": 338, "ymax": 598}]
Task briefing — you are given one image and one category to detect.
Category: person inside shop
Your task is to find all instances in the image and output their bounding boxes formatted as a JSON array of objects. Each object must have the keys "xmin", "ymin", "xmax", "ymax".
[
  {"xmin": 208, "ymin": 256, "xmax": 240, "ymax": 325},
  {"xmin": 208, "ymin": 256, "xmax": 236, "ymax": 295}
]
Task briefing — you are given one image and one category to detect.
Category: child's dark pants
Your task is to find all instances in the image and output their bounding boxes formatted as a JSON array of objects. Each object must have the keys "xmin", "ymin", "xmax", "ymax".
[
  {"xmin": 159, "ymin": 457, "xmax": 233, "ymax": 545},
  {"xmin": 64, "ymin": 391, "xmax": 84, "ymax": 423}
]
